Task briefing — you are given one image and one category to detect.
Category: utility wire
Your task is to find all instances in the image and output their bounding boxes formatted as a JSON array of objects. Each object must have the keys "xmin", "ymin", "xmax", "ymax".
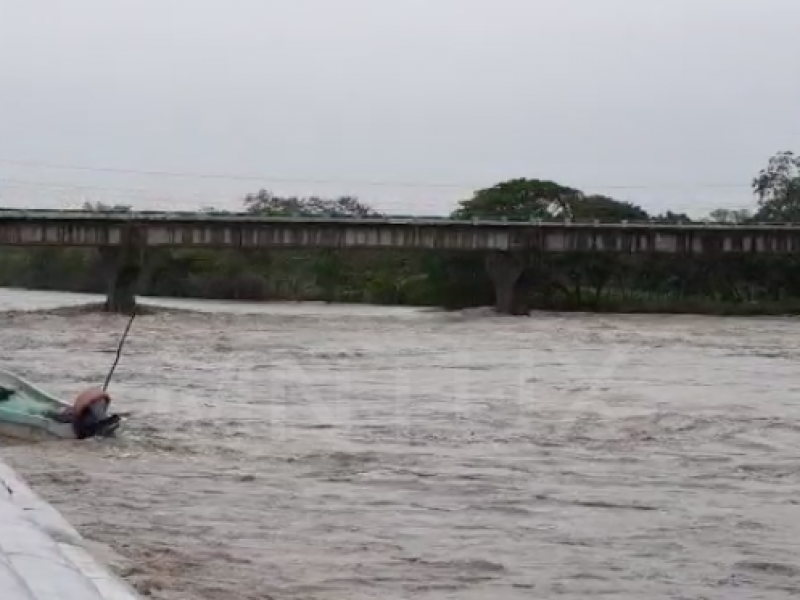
[
  {"xmin": 0, "ymin": 158, "xmax": 476, "ymax": 189},
  {"xmin": 0, "ymin": 176, "xmax": 231, "ymax": 203},
  {"xmin": 0, "ymin": 157, "xmax": 756, "ymax": 191},
  {"xmin": 0, "ymin": 177, "xmax": 760, "ymax": 215}
]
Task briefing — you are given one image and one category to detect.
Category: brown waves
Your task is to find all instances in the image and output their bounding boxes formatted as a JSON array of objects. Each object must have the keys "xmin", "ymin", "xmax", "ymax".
[{"xmin": 1, "ymin": 291, "xmax": 800, "ymax": 598}]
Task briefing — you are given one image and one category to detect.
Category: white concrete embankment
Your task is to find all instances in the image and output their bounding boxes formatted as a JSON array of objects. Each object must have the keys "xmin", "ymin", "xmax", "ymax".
[{"xmin": 0, "ymin": 460, "xmax": 139, "ymax": 600}]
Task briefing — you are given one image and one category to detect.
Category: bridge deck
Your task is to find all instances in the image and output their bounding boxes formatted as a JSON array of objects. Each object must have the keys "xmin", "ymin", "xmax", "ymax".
[
  {"xmin": 1, "ymin": 209, "xmax": 799, "ymax": 253},
  {"xmin": 1, "ymin": 208, "xmax": 799, "ymax": 229}
]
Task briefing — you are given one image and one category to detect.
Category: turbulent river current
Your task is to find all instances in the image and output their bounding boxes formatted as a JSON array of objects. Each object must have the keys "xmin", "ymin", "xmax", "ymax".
[{"xmin": 1, "ymin": 287, "xmax": 799, "ymax": 599}]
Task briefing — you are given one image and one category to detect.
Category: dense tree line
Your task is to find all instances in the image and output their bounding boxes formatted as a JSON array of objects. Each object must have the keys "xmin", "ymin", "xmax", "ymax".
[{"xmin": 1, "ymin": 150, "xmax": 799, "ymax": 315}]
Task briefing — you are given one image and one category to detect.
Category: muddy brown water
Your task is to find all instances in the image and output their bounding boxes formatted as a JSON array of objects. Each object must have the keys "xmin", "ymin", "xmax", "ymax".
[{"xmin": 1, "ymin": 287, "xmax": 800, "ymax": 599}]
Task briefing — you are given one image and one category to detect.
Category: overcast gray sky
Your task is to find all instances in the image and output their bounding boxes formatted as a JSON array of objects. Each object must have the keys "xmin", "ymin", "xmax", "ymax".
[{"xmin": 1, "ymin": 0, "xmax": 798, "ymax": 216}]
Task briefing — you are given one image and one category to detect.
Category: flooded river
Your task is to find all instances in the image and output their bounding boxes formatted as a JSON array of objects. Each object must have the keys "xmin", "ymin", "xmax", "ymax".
[{"xmin": 1, "ymin": 287, "xmax": 800, "ymax": 599}]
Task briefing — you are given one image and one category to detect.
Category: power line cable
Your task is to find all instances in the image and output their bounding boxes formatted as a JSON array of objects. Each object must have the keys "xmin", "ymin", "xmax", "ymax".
[
  {"xmin": 0, "ymin": 157, "xmax": 757, "ymax": 191},
  {"xmin": 0, "ymin": 177, "xmax": 760, "ymax": 216},
  {"xmin": 0, "ymin": 177, "xmax": 233, "ymax": 203},
  {"xmin": 0, "ymin": 158, "xmax": 477, "ymax": 189},
  {"xmin": 0, "ymin": 181, "xmax": 755, "ymax": 208},
  {"xmin": 0, "ymin": 177, "xmax": 453, "ymax": 213},
  {"xmin": 0, "ymin": 177, "xmax": 450, "ymax": 209}
]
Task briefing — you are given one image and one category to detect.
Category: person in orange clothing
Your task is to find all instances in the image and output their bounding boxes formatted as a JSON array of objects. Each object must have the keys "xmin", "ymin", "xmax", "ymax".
[
  {"xmin": 73, "ymin": 387, "xmax": 110, "ymax": 417},
  {"xmin": 71, "ymin": 387, "xmax": 119, "ymax": 439}
]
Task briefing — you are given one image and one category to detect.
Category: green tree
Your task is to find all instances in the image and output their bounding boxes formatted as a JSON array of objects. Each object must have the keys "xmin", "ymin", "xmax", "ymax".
[
  {"xmin": 706, "ymin": 208, "xmax": 753, "ymax": 224},
  {"xmin": 243, "ymin": 191, "xmax": 380, "ymax": 217},
  {"xmin": 82, "ymin": 201, "xmax": 132, "ymax": 212},
  {"xmin": 753, "ymin": 151, "xmax": 800, "ymax": 221},
  {"xmin": 651, "ymin": 210, "xmax": 693, "ymax": 223},
  {"xmin": 570, "ymin": 195, "xmax": 649, "ymax": 222},
  {"xmin": 452, "ymin": 178, "xmax": 582, "ymax": 220}
]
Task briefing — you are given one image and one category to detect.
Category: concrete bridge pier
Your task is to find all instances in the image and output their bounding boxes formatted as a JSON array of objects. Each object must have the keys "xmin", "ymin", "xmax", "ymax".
[
  {"xmin": 99, "ymin": 248, "xmax": 141, "ymax": 314},
  {"xmin": 98, "ymin": 228, "xmax": 143, "ymax": 314},
  {"xmin": 485, "ymin": 251, "xmax": 530, "ymax": 316}
]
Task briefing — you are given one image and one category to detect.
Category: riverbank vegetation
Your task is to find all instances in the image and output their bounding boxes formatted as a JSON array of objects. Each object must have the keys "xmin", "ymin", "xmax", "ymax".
[{"xmin": 1, "ymin": 150, "xmax": 799, "ymax": 316}]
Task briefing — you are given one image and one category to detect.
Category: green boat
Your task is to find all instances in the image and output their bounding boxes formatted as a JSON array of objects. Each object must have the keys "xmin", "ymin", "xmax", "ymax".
[{"xmin": 0, "ymin": 369, "xmax": 121, "ymax": 441}]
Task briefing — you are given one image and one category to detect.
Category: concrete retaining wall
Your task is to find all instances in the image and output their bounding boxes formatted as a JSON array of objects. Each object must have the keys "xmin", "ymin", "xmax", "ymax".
[{"xmin": 0, "ymin": 460, "xmax": 139, "ymax": 600}]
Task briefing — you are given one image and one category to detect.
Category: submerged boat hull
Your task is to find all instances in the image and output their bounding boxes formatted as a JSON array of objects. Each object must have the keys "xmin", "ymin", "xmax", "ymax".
[{"xmin": 0, "ymin": 369, "xmax": 120, "ymax": 441}]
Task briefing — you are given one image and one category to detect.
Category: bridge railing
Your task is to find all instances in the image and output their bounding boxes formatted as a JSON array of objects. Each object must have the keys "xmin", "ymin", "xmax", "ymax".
[{"xmin": 2, "ymin": 207, "xmax": 800, "ymax": 229}]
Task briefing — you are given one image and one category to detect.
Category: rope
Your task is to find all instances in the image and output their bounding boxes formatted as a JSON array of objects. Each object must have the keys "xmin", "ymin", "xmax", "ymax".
[{"xmin": 102, "ymin": 308, "xmax": 137, "ymax": 391}]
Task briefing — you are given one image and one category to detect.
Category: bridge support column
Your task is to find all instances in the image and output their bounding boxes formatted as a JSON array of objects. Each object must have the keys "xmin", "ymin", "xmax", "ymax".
[
  {"xmin": 485, "ymin": 251, "xmax": 529, "ymax": 316},
  {"xmin": 98, "ymin": 227, "xmax": 143, "ymax": 314}
]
